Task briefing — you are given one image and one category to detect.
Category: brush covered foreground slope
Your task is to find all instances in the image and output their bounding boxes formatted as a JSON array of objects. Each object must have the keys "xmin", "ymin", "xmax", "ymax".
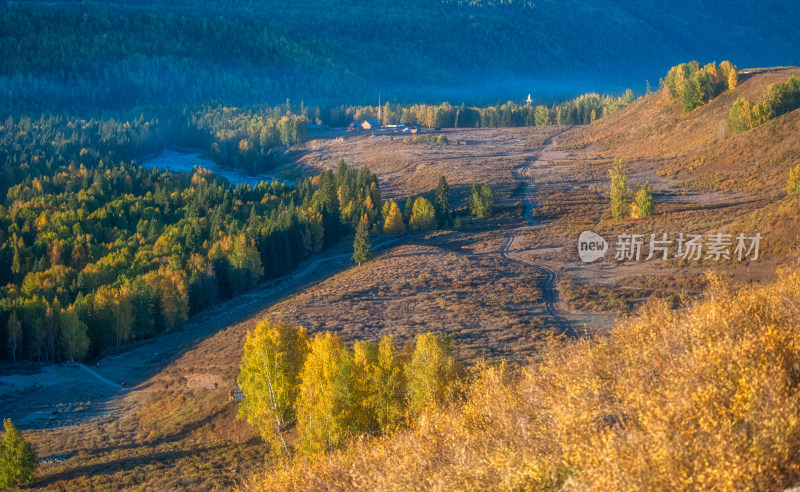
[{"xmin": 247, "ymin": 265, "xmax": 800, "ymax": 491}]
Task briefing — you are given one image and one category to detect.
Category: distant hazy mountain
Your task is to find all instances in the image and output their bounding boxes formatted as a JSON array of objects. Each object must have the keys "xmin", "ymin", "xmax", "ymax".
[{"xmin": 1, "ymin": 0, "xmax": 798, "ymax": 112}]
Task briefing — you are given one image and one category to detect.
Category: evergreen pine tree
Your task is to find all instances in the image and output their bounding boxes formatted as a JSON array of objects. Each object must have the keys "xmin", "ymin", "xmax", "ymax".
[
  {"xmin": 434, "ymin": 175, "xmax": 450, "ymax": 227},
  {"xmin": 609, "ymin": 158, "xmax": 628, "ymax": 219},
  {"xmin": 403, "ymin": 197, "xmax": 414, "ymax": 224},
  {"xmin": 11, "ymin": 241, "xmax": 21, "ymax": 285},
  {"xmin": 352, "ymin": 214, "xmax": 372, "ymax": 265},
  {"xmin": 468, "ymin": 182, "xmax": 494, "ymax": 218},
  {"xmin": 0, "ymin": 419, "xmax": 37, "ymax": 489},
  {"xmin": 6, "ymin": 312, "xmax": 21, "ymax": 362}
]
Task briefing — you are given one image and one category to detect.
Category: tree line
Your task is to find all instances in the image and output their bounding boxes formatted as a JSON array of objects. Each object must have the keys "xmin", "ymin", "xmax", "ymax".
[
  {"xmin": 5, "ymin": 0, "xmax": 774, "ymax": 114},
  {"xmin": 172, "ymin": 93, "xmax": 638, "ymax": 177},
  {"xmin": 662, "ymin": 60, "xmax": 738, "ymax": 112},
  {"xmin": 238, "ymin": 320, "xmax": 462, "ymax": 457},
  {"xmin": 728, "ymin": 75, "xmax": 800, "ymax": 135},
  {"xmin": 317, "ymin": 92, "xmax": 636, "ymax": 129}
]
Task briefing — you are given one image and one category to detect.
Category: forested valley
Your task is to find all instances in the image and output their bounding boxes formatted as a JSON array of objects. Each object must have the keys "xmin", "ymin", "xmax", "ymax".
[
  {"xmin": 0, "ymin": 111, "xmax": 383, "ymax": 362},
  {"xmin": 2, "ymin": 0, "xmax": 797, "ymax": 113},
  {"xmin": 0, "ymin": 56, "xmax": 740, "ymax": 362}
]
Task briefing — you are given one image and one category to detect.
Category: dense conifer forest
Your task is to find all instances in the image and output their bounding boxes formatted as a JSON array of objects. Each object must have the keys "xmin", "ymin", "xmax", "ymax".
[
  {"xmin": 0, "ymin": 111, "xmax": 381, "ymax": 361},
  {"xmin": 2, "ymin": 0, "xmax": 798, "ymax": 113}
]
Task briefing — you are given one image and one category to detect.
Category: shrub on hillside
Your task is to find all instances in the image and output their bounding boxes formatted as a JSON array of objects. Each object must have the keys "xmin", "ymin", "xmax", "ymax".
[
  {"xmin": 788, "ymin": 164, "xmax": 800, "ymax": 194},
  {"xmin": 0, "ymin": 419, "xmax": 38, "ymax": 489},
  {"xmin": 663, "ymin": 60, "xmax": 737, "ymax": 111},
  {"xmin": 468, "ymin": 182, "xmax": 495, "ymax": 218},
  {"xmin": 729, "ymin": 75, "xmax": 800, "ymax": 135},
  {"xmin": 630, "ymin": 182, "xmax": 654, "ymax": 218},
  {"xmin": 609, "ymin": 158, "xmax": 628, "ymax": 219}
]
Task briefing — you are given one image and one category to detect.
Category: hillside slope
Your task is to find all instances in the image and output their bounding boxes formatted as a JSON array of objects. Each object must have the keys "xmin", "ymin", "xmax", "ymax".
[
  {"xmin": 564, "ymin": 66, "xmax": 800, "ymax": 195},
  {"xmin": 559, "ymin": 66, "xmax": 800, "ymax": 255}
]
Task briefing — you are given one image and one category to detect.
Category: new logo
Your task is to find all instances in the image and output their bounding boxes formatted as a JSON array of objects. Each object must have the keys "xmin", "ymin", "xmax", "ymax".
[{"xmin": 578, "ymin": 231, "xmax": 608, "ymax": 263}]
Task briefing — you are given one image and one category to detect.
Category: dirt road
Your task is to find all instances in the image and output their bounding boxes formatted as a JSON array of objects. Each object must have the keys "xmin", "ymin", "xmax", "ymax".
[
  {"xmin": 501, "ymin": 233, "xmax": 575, "ymax": 336},
  {"xmin": 501, "ymin": 132, "xmax": 576, "ymax": 336}
]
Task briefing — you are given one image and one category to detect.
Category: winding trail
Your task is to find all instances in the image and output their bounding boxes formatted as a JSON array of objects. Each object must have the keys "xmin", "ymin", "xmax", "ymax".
[{"xmin": 501, "ymin": 133, "xmax": 576, "ymax": 336}]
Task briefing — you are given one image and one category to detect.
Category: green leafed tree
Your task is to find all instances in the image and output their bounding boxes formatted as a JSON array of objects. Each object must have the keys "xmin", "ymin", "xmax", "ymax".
[
  {"xmin": 59, "ymin": 307, "xmax": 90, "ymax": 361},
  {"xmin": 729, "ymin": 75, "xmax": 800, "ymax": 135},
  {"xmin": 352, "ymin": 335, "xmax": 407, "ymax": 433},
  {"xmin": 728, "ymin": 98, "xmax": 774, "ymax": 135},
  {"xmin": 0, "ymin": 419, "xmax": 37, "ymax": 489},
  {"xmin": 406, "ymin": 332, "xmax": 461, "ymax": 415},
  {"xmin": 681, "ymin": 76, "xmax": 701, "ymax": 111},
  {"xmin": 409, "ymin": 197, "xmax": 436, "ymax": 232},
  {"xmin": 434, "ymin": 175, "xmax": 450, "ymax": 227},
  {"xmin": 609, "ymin": 158, "xmax": 628, "ymax": 219},
  {"xmin": 630, "ymin": 182, "xmax": 655, "ymax": 218},
  {"xmin": 468, "ymin": 182, "xmax": 495, "ymax": 218},
  {"xmin": 664, "ymin": 60, "xmax": 737, "ymax": 112},
  {"xmin": 352, "ymin": 340, "xmax": 380, "ymax": 432},
  {"xmin": 227, "ymin": 234, "xmax": 265, "ymax": 295},
  {"xmin": 238, "ymin": 319, "xmax": 309, "ymax": 458},
  {"xmin": 353, "ymin": 214, "xmax": 373, "ymax": 265}
]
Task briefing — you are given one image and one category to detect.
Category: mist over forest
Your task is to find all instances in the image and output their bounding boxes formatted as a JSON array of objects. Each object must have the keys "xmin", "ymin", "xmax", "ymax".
[{"xmin": 2, "ymin": 0, "xmax": 799, "ymax": 113}]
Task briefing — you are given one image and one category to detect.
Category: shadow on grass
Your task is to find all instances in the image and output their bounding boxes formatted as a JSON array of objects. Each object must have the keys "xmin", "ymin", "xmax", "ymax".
[
  {"xmin": 37, "ymin": 403, "xmax": 245, "ymax": 486},
  {"xmin": 38, "ymin": 443, "xmax": 227, "ymax": 486}
]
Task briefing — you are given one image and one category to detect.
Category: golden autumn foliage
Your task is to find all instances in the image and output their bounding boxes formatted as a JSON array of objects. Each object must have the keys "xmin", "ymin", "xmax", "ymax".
[
  {"xmin": 238, "ymin": 320, "xmax": 310, "ymax": 458},
  {"xmin": 247, "ymin": 265, "xmax": 800, "ymax": 491},
  {"xmin": 381, "ymin": 199, "xmax": 406, "ymax": 235},
  {"xmin": 295, "ymin": 331, "xmax": 356, "ymax": 455},
  {"xmin": 238, "ymin": 327, "xmax": 461, "ymax": 460},
  {"xmin": 789, "ymin": 164, "xmax": 800, "ymax": 194}
]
